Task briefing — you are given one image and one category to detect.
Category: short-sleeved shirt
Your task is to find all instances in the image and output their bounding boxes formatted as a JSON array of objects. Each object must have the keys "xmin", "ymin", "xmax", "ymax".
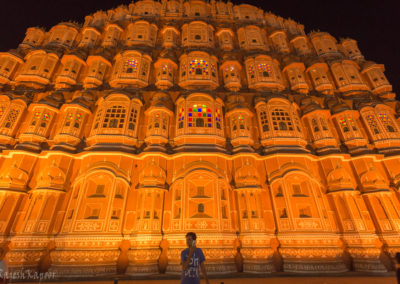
[{"xmin": 180, "ymin": 247, "xmax": 206, "ymax": 284}]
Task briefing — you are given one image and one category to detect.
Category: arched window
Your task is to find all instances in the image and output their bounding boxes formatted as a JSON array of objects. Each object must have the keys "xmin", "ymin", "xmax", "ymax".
[
  {"xmin": 338, "ymin": 116, "xmax": 358, "ymax": 134},
  {"xmin": 123, "ymin": 59, "xmax": 138, "ymax": 74},
  {"xmin": 365, "ymin": 114, "xmax": 380, "ymax": 134},
  {"xmin": 178, "ymin": 107, "xmax": 185, "ymax": 129},
  {"xmin": 188, "ymin": 104, "xmax": 212, "ymax": 128},
  {"xmin": 378, "ymin": 112, "xmax": 397, "ymax": 133},
  {"xmin": 320, "ymin": 118, "xmax": 328, "ymax": 131},
  {"xmin": 2, "ymin": 108, "xmax": 20, "ymax": 129},
  {"xmin": 257, "ymin": 63, "xmax": 272, "ymax": 79},
  {"xmin": 189, "ymin": 59, "xmax": 209, "ymax": 77},
  {"xmin": 312, "ymin": 118, "xmax": 319, "ymax": 132}
]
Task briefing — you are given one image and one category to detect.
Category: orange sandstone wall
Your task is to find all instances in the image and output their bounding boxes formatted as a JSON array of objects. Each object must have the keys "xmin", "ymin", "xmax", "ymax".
[{"xmin": 0, "ymin": 0, "xmax": 399, "ymax": 278}]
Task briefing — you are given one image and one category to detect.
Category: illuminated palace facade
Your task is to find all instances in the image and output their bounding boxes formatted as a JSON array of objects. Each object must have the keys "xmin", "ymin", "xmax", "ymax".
[{"xmin": 1, "ymin": 0, "xmax": 400, "ymax": 278}]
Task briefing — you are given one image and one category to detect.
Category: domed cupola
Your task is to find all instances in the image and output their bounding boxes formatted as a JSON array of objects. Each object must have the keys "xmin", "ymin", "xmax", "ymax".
[
  {"xmin": 144, "ymin": 92, "xmax": 174, "ymax": 152},
  {"xmin": 16, "ymin": 91, "xmax": 64, "ymax": 152},
  {"xmin": 281, "ymin": 56, "xmax": 309, "ymax": 93},
  {"xmin": 326, "ymin": 97, "xmax": 368, "ymax": 154},
  {"xmin": 52, "ymin": 90, "xmax": 94, "ymax": 151},
  {"xmin": 138, "ymin": 160, "xmax": 167, "ymax": 189},
  {"xmin": 83, "ymin": 48, "xmax": 113, "ymax": 89},
  {"xmin": 360, "ymin": 61, "xmax": 394, "ymax": 99},
  {"xmin": 0, "ymin": 49, "xmax": 24, "ymax": 86},
  {"xmin": 220, "ymin": 55, "xmax": 242, "ymax": 91},
  {"xmin": 305, "ymin": 57, "xmax": 334, "ymax": 95},
  {"xmin": 55, "ymin": 49, "xmax": 88, "ymax": 90},
  {"xmin": 154, "ymin": 50, "xmax": 178, "ymax": 90},
  {"xmin": 225, "ymin": 94, "xmax": 254, "ymax": 152},
  {"xmin": 300, "ymin": 96, "xmax": 339, "ymax": 154},
  {"xmin": 234, "ymin": 160, "xmax": 261, "ymax": 188}
]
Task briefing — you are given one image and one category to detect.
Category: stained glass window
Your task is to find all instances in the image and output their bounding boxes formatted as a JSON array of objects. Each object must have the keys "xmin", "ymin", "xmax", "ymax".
[
  {"xmin": 215, "ymin": 108, "xmax": 221, "ymax": 129},
  {"xmin": 339, "ymin": 117, "xmax": 356, "ymax": 133},
  {"xmin": 0, "ymin": 106, "xmax": 5, "ymax": 119},
  {"xmin": 233, "ymin": 115, "xmax": 245, "ymax": 131},
  {"xmin": 124, "ymin": 59, "xmax": 138, "ymax": 73},
  {"xmin": 4, "ymin": 109, "xmax": 20, "ymax": 128},
  {"xmin": 189, "ymin": 59, "xmax": 209, "ymax": 75},
  {"xmin": 178, "ymin": 107, "xmax": 185, "ymax": 129},
  {"xmin": 339, "ymin": 118, "xmax": 349, "ymax": 132},
  {"xmin": 366, "ymin": 114, "xmax": 380, "ymax": 134},
  {"xmin": 248, "ymin": 65, "xmax": 255, "ymax": 78},
  {"xmin": 258, "ymin": 63, "xmax": 272, "ymax": 77},
  {"xmin": 378, "ymin": 112, "xmax": 396, "ymax": 133},
  {"xmin": 188, "ymin": 104, "xmax": 212, "ymax": 128},
  {"xmin": 181, "ymin": 63, "xmax": 187, "ymax": 77}
]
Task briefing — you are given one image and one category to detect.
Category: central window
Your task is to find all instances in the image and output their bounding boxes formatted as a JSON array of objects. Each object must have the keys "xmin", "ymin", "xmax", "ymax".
[
  {"xmin": 188, "ymin": 104, "xmax": 212, "ymax": 127},
  {"xmin": 124, "ymin": 59, "xmax": 138, "ymax": 73},
  {"xmin": 271, "ymin": 108, "xmax": 292, "ymax": 131},
  {"xmin": 189, "ymin": 59, "xmax": 209, "ymax": 75},
  {"xmin": 103, "ymin": 106, "xmax": 126, "ymax": 128},
  {"xmin": 257, "ymin": 63, "xmax": 272, "ymax": 77}
]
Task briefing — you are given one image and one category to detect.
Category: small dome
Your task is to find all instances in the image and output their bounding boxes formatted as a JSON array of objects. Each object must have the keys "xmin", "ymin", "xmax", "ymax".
[{"xmin": 139, "ymin": 162, "xmax": 166, "ymax": 187}]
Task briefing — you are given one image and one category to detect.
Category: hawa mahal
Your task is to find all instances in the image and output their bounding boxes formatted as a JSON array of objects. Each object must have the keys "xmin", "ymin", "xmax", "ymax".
[{"xmin": 0, "ymin": 0, "xmax": 400, "ymax": 278}]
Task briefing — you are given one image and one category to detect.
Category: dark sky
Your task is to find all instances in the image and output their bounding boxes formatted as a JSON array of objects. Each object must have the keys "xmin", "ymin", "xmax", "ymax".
[{"xmin": 0, "ymin": 0, "xmax": 398, "ymax": 95}]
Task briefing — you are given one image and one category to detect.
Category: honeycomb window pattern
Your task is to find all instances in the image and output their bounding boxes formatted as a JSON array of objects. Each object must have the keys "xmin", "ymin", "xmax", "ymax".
[
  {"xmin": 103, "ymin": 106, "xmax": 126, "ymax": 129},
  {"xmin": 272, "ymin": 109, "xmax": 292, "ymax": 131},
  {"xmin": 378, "ymin": 112, "xmax": 397, "ymax": 133},
  {"xmin": 366, "ymin": 114, "xmax": 380, "ymax": 134},
  {"xmin": 3, "ymin": 108, "xmax": 20, "ymax": 128},
  {"xmin": 188, "ymin": 104, "xmax": 212, "ymax": 128}
]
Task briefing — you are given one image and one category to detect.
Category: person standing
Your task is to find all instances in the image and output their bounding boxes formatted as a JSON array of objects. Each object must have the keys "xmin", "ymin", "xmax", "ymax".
[
  {"xmin": 396, "ymin": 252, "xmax": 400, "ymax": 284},
  {"xmin": 181, "ymin": 232, "xmax": 210, "ymax": 284}
]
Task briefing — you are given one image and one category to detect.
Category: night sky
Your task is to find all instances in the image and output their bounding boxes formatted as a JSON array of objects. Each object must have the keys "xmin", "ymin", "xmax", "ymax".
[{"xmin": 0, "ymin": 0, "xmax": 398, "ymax": 95}]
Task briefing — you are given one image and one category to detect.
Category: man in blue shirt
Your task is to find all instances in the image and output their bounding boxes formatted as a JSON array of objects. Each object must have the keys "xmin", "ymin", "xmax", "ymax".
[{"xmin": 181, "ymin": 232, "xmax": 210, "ymax": 284}]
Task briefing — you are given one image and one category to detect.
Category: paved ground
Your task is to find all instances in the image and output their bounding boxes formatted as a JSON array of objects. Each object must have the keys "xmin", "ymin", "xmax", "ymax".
[{"xmin": 7, "ymin": 274, "xmax": 398, "ymax": 284}]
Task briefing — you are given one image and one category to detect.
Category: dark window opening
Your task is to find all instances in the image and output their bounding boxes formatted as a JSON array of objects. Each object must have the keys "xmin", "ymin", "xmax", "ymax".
[
  {"xmin": 126, "ymin": 68, "xmax": 133, "ymax": 73},
  {"xmin": 387, "ymin": 125, "xmax": 395, "ymax": 133},
  {"xmin": 279, "ymin": 122, "xmax": 287, "ymax": 130},
  {"xmin": 195, "ymin": 68, "xmax": 202, "ymax": 75},
  {"xmin": 196, "ymin": 118, "xmax": 204, "ymax": 127},
  {"xmin": 195, "ymin": 35, "xmax": 201, "ymax": 40},
  {"xmin": 198, "ymin": 203, "xmax": 204, "ymax": 212}
]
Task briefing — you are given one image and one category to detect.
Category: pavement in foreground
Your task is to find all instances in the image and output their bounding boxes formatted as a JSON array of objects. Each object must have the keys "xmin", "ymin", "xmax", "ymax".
[{"xmin": 8, "ymin": 273, "xmax": 398, "ymax": 284}]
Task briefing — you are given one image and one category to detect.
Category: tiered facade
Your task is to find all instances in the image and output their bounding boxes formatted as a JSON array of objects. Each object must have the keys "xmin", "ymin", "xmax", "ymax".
[{"xmin": 0, "ymin": 0, "xmax": 400, "ymax": 278}]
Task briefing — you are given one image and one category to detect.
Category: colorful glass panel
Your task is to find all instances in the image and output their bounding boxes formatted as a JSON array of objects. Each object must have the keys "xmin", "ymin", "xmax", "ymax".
[
  {"xmin": 189, "ymin": 59, "xmax": 209, "ymax": 75},
  {"xmin": 257, "ymin": 63, "xmax": 272, "ymax": 73},
  {"xmin": 188, "ymin": 104, "xmax": 212, "ymax": 127},
  {"xmin": 124, "ymin": 59, "xmax": 138, "ymax": 72}
]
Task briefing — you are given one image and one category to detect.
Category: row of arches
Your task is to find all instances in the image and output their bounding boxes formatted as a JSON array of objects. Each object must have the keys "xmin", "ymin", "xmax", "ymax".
[{"xmin": 0, "ymin": 93, "xmax": 399, "ymax": 153}]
